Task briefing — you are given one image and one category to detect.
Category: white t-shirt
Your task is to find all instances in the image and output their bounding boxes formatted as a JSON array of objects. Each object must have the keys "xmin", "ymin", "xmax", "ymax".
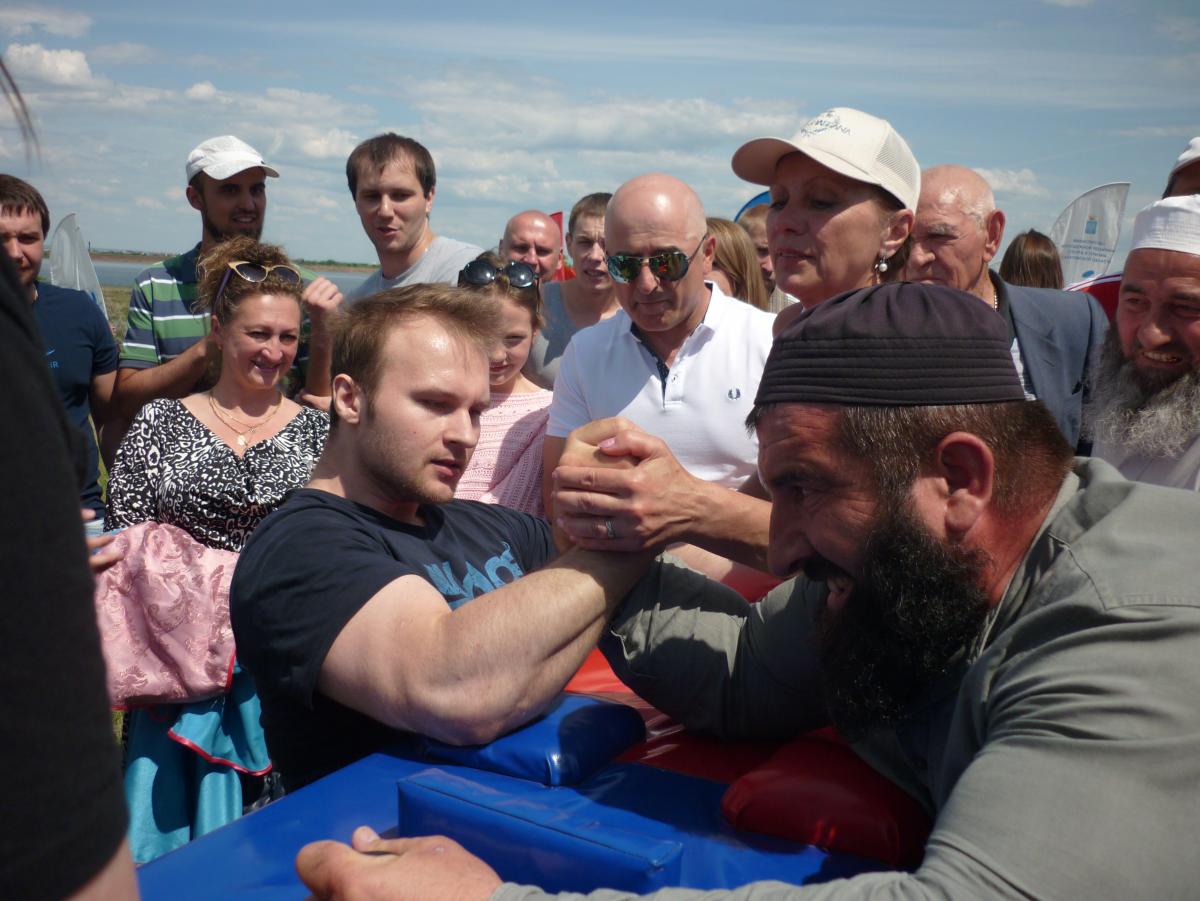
[
  {"xmin": 547, "ymin": 283, "xmax": 775, "ymax": 488},
  {"xmin": 347, "ymin": 236, "xmax": 481, "ymax": 304}
]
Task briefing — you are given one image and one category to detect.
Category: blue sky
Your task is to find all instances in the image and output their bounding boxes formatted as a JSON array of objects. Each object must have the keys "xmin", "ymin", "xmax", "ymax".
[{"xmin": 2, "ymin": 1, "xmax": 1197, "ymax": 268}]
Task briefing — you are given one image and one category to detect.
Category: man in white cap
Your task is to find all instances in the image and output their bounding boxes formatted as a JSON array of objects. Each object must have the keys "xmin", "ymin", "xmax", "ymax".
[
  {"xmin": 1069, "ymin": 135, "xmax": 1200, "ymax": 319},
  {"xmin": 111, "ymin": 135, "xmax": 342, "ymax": 435},
  {"xmin": 1087, "ymin": 194, "xmax": 1200, "ymax": 490}
]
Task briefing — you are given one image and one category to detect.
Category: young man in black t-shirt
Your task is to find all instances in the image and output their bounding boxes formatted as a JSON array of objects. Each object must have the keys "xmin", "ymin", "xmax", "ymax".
[{"xmin": 232, "ymin": 284, "xmax": 651, "ymax": 790}]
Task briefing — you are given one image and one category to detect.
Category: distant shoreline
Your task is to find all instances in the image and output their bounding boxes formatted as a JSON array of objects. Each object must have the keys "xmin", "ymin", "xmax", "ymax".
[{"xmin": 89, "ymin": 250, "xmax": 376, "ymax": 274}]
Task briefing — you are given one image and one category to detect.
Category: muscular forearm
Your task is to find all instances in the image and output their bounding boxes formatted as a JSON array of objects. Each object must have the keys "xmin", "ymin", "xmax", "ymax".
[
  {"xmin": 418, "ymin": 548, "xmax": 654, "ymax": 744},
  {"xmin": 114, "ymin": 342, "xmax": 210, "ymax": 417},
  {"xmin": 678, "ymin": 480, "xmax": 771, "ymax": 572}
]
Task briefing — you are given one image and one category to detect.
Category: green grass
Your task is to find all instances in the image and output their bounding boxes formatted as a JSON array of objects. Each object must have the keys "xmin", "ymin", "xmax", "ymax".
[{"xmin": 101, "ymin": 285, "xmax": 129, "ymax": 342}]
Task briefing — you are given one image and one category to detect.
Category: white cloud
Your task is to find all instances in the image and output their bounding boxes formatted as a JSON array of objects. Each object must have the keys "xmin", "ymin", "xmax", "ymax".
[
  {"xmin": 1160, "ymin": 54, "xmax": 1200, "ymax": 79},
  {"xmin": 406, "ymin": 75, "xmax": 797, "ymax": 153},
  {"xmin": 975, "ymin": 167, "xmax": 1048, "ymax": 197},
  {"xmin": 91, "ymin": 42, "xmax": 156, "ymax": 65},
  {"xmin": 134, "ymin": 196, "xmax": 165, "ymax": 210},
  {"xmin": 5, "ymin": 42, "xmax": 93, "ymax": 86},
  {"xmin": 294, "ymin": 126, "xmax": 358, "ymax": 160},
  {"xmin": 1155, "ymin": 15, "xmax": 1200, "ymax": 44},
  {"xmin": 1114, "ymin": 125, "xmax": 1200, "ymax": 138},
  {"xmin": 0, "ymin": 7, "xmax": 91, "ymax": 38},
  {"xmin": 185, "ymin": 81, "xmax": 217, "ymax": 100}
]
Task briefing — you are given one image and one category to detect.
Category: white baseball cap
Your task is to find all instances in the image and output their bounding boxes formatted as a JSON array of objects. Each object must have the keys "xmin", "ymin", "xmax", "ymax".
[
  {"xmin": 1170, "ymin": 136, "xmax": 1200, "ymax": 178},
  {"xmin": 185, "ymin": 135, "xmax": 279, "ymax": 182},
  {"xmin": 731, "ymin": 107, "xmax": 920, "ymax": 211},
  {"xmin": 1129, "ymin": 194, "xmax": 1200, "ymax": 257}
]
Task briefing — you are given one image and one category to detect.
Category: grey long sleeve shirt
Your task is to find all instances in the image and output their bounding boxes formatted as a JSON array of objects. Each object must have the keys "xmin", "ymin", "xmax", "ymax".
[{"xmin": 494, "ymin": 459, "xmax": 1200, "ymax": 900}]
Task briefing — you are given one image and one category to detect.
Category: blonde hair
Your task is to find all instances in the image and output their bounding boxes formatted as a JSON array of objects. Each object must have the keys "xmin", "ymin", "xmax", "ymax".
[{"xmin": 707, "ymin": 216, "xmax": 768, "ymax": 309}]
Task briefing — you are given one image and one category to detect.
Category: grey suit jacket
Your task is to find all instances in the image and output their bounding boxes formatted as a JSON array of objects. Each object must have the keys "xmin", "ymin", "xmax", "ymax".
[{"xmin": 1001, "ymin": 275, "xmax": 1108, "ymax": 448}]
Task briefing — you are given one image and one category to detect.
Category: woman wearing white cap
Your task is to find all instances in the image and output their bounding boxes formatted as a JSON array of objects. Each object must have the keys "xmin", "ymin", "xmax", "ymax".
[{"xmin": 731, "ymin": 107, "xmax": 920, "ymax": 321}]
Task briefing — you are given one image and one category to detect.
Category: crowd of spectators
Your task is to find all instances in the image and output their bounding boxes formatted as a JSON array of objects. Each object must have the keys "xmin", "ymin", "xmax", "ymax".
[{"xmin": 4, "ymin": 88, "xmax": 1200, "ymax": 901}]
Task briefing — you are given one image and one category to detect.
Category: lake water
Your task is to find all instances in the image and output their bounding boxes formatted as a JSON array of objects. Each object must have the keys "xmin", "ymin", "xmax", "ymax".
[{"xmin": 93, "ymin": 259, "xmax": 369, "ymax": 294}]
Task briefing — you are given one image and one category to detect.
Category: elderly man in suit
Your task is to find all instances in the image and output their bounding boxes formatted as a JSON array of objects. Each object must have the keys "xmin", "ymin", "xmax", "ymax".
[{"xmin": 904, "ymin": 165, "xmax": 1107, "ymax": 448}]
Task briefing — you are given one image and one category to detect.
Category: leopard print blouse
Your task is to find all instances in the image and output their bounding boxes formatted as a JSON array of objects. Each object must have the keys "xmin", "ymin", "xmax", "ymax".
[{"xmin": 105, "ymin": 398, "xmax": 328, "ymax": 551}]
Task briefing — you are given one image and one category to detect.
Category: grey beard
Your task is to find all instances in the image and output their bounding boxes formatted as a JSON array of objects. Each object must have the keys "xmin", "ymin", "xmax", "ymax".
[{"xmin": 1086, "ymin": 330, "xmax": 1200, "ymax": 459}]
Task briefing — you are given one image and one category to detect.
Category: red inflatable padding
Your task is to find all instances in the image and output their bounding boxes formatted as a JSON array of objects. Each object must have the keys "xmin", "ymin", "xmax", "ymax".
[{"xmin": 720, "ymin": 734, "xmax": 931, "ymax": 869}]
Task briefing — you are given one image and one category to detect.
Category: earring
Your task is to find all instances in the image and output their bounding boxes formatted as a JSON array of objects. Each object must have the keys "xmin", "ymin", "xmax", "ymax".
[{"xmin": 875, "ymin": 256, "xmax": 889, "ymax": 274}]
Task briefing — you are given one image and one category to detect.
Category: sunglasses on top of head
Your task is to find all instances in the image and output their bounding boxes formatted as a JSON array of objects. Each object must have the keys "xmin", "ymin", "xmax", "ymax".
[
  {"xmin": 605, "ymin": 235, "xmax": 708, "ymax": 285},
  {"xmin": 458, "ymin": 259, "xmax": 540, "ymax": 290},
  {"xmin": 215, "ymin": 260, "xmax": 303, "ymax": 302}
]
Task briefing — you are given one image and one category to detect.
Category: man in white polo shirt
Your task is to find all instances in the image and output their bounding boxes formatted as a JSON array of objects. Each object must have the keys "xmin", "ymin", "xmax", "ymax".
[{"xmin": 541, "ymin": 173, "xmax": 775, "ymax": 524}]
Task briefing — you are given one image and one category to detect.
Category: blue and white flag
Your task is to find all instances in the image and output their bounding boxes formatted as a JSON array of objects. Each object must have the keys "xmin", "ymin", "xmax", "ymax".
[{"xmin": 1048, "ymin": 182, "xmax": 1130, "ymax": 286}]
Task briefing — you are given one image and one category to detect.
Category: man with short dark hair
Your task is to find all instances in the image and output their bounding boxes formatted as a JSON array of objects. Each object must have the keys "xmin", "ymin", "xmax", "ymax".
[
  {"xmin": 0, "ymin": 174, "xmax": 116, "ymax": 531},
  {"xmin": 343, "ymin": 133, "xmax": 480, "ymax": 303},
  {"xmin": 113, "ymin": 135, "xmax": 341, "ymax": 425},
  {"xmin": 499, "ymin": 210, "xmax": 562, "ymax": 283},
  {"xmin": 231, "ymin": 284, "xmax": 649, "ymax": 791},
  {"xmin": 904, "ymin": 164, "xmax": 1107, "ymax": 448},
  {"xmin": 523, "ymin": 193, "xmax": 619, "ymax": 389},
  {"xmin": 297, "ymin": 281, "xmax": 1200, "ymax": 901},
  {"xmin": 1088, "ymin": 194, "xmax": 1200, "ymax": 489}
]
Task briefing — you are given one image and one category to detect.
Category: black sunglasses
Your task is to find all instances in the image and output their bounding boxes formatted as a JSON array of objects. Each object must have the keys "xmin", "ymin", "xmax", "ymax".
[
  {"xmin": 458, "ymin": 259, "xmax": 539, "ymax": 290},
  {"xmin": 605, "ymin": 236, "xmax": 707, "ymax": 285}
]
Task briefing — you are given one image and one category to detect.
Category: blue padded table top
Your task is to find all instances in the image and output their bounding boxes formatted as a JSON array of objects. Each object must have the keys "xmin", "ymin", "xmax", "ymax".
[{"xmin": 138, "ymin": 747, "xmax": 885, "ymax": 899}]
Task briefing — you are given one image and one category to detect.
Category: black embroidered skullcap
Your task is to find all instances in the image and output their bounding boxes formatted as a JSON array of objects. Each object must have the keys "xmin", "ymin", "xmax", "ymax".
[{"xmin": 755, "ymin": 282, "xmax": 1026, "ymax": 407}]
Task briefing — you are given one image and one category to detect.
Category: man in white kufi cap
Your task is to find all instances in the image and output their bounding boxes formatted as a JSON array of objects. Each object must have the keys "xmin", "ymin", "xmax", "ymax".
[{"xmin": 1087, "ymin": 194, "xmax": 1200, "ymax": 489}]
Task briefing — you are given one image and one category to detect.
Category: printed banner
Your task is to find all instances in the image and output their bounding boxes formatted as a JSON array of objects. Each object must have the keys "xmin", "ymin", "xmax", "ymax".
[{"xmin": 1048, "ymin": 182, "xmax": 1130, "ymax": 286}]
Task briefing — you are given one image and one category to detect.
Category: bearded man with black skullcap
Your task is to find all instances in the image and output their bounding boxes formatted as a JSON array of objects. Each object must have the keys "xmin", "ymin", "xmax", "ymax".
[
  {"xmin": 1087, "ymin": 194, "xmax": 1200, "ymax": 490},
  {"xmin": 297, "ymin": 281, "xmax": 1200, "ymax": 900}
]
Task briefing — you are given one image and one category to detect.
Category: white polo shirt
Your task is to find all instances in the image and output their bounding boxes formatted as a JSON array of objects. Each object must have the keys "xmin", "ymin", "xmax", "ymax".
[{"xmin": 547, "ymin": 283, "xmax": 775, "ymax": 488}]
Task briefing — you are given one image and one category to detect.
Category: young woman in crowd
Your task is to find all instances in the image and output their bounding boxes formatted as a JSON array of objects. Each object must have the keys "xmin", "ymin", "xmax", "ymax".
[
  {"xmin": 104, "ymin": 235, "xmax": 329, "ymax": 861},
  {"xmin": 455, "ymin": 251, "xmax": 553, "ymax": 517},
  {"xmin": 523, "ymin": 192, "xmax": 617, "ymax": 388},
  {"xmin": 706, "ymin": 215, "xmax": 769, "ymax": 309}
]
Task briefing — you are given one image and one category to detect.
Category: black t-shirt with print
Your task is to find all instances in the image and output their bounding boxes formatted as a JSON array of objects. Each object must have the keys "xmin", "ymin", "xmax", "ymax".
[{"xmin": 231, "ymin": 488, "xmax": 555, "ymax": 790}]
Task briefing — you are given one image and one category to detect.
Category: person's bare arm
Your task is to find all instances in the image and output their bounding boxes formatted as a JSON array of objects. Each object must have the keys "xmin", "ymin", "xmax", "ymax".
[
  {"xmin": 90, "ymin": 369, "xmax": 121, "ymax": 469},
  {"xmin": 112, "ymin": 335, "xmax": 216, "ymax": 419},
  {"xmin": 88, "ymin": 369, "xmax": 117, "ymax": 426},
  {"xmin": 318, "ymin": 545, "xmax": 652, "ymax": 746},
  {"xmin": 300, "ymin": 277, "xmax": 343, "ymax": 402},
  {"xmin": 553, "ymin": 421, "xmax": 771, "ymax": 572}
]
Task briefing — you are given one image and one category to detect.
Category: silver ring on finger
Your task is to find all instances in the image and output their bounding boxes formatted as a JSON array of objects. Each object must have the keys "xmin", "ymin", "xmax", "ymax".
[{"xmin": 604, "ymin": 517, "xmax": 616, "ymax": 539}]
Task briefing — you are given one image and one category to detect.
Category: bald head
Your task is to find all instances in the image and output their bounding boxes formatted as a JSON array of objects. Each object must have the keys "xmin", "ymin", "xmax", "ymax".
[
  {"xmin": 499, "ymin": 210, "xmax": 562, "ymax": 280},
  {"xmin": 905, "ymin": 165, "xmax": 1006, "ymax": 302},
  {"xmin": 607, "ymin": 174, "xmax": 708, "ymax": 246},
  {"xmin": 604, "ymin": 173, "xmax": 716, "ymax": 357},
  {"xmin": 921, "ymin": 165, "xmax": 997, "ymax": 226}
]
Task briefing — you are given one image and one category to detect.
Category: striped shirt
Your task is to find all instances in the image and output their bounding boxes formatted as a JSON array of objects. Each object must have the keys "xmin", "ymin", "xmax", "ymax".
[{"xmin": 119, "ymin": 244, "xmax": 314, "ymax": 381}]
